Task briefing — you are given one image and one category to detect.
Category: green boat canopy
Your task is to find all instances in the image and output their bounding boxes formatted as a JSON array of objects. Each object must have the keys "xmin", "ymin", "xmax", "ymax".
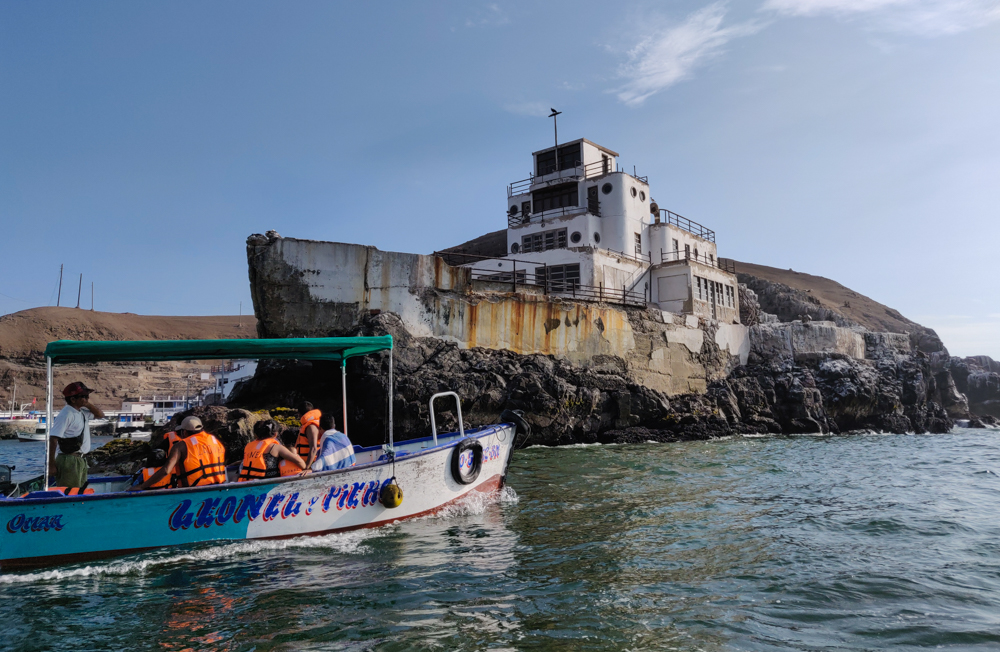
[{"xmin": 43, "ymin": 336, "xmax": 393, "ymax": 366}]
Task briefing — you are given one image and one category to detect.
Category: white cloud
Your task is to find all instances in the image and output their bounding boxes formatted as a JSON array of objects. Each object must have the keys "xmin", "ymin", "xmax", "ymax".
[
  {"xmin": 761, "ymin": 0, "xmax": 1000, "ymax": 36},
  {"xmin": 464, "ymin": 3, "xmax": 510, "ymax": 28},
  {"xmin": 502, "ymin": 101, "xmax": 551, "ymax": 117},
  {"xmin": 615, "ymin": 3, "xmax": 762, "ymax": 107}
]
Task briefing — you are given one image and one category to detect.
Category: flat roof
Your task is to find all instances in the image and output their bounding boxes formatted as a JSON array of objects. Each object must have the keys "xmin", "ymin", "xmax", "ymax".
[{"xmin": 532, "ymin": 138, "xmax": 619, "ymax": 158}]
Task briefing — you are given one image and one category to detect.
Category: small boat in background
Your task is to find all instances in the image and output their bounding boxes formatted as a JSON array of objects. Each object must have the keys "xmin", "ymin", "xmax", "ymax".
[{"xmin": 16, "ymin": 432, "xmax": 46, "ymax": 443}]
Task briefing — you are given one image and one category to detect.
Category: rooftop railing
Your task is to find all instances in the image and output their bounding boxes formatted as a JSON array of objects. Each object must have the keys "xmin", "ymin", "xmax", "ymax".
[
  {"xmin": 508, "ymin": 163, "xmax": 646, "ymax": 197},
  {"xmin": 659, "ymin": 209, "xmax": 715, "ymax": 243}
]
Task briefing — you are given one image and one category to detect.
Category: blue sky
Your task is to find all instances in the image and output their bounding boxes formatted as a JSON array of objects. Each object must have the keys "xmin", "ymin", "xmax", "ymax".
[{"xmin": 2, "ymin": 1, "xmax": 998, "ymax": 357}]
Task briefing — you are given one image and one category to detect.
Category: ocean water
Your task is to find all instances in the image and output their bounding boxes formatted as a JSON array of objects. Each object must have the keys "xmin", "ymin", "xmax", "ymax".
[{"xmin": 2, "ymin": 428, "xmax": 1000, "ymax": 651}]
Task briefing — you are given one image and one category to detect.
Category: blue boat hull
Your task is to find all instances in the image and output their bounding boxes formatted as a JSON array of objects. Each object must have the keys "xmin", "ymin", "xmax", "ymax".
[{"xmin": 0, "ymin": 425, "xmax": 515, "ymax": 570}]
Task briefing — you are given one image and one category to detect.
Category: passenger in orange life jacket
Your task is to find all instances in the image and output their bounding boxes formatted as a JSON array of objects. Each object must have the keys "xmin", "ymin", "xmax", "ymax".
[
  {"xmin": 295, "ymin": 402, "xmax": 322, "ymax": 474},
  {"xmin": 159, "ymin": 430, "xmax": 183, "ymax": 455},
  {"xmin": 130, "ymin": 416, "xmax": 227, "ymax": 490},
  {"xmin": 132, "ymin": 449, "xmax": 173, "ymax": 490},
  {"xmin": 237, "ymin": 420, "xmax": 306, "ymax": 482}
]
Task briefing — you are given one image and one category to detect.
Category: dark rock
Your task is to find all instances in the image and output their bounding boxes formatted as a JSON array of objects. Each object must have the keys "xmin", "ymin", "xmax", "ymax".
[
  {"xmin": 229, "ymin": 311, "xmax": 957, "ymax": 446},
  {"xmin": 85, "ymin": 439, "xmax": 150, "ymax": 475}
]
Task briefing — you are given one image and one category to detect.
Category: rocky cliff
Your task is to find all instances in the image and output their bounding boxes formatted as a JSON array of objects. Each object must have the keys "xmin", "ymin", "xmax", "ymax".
[
  {"xmin": 230, "ymin": 311, "xmax": 971, "ymax": 447},
  {"xmin": 239, "ymin": 237, "xmax": 996, "ymax": 444}
]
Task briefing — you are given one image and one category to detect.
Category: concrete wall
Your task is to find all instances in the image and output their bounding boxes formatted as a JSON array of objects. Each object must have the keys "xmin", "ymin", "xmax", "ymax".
[
  {"xmin": 248, "ymin": 237, "xmax": 750, "ymax": 396},
  {"xmin": 750, "ymin": 321, "xmax": 866, "ymax": 362}
]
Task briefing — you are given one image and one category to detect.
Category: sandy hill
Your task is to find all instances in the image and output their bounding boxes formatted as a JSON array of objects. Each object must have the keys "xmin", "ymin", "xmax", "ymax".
[
  {"xmin": 732, "ymin": 261, "xmax": 920, "ymax": 335},
  {"xmin": 0, "ymin": 307, "xmax": 256, "ymax": 359},
  {"xmin": 0, "ymin": 308, "xmax": 258, "ymax": 410}
]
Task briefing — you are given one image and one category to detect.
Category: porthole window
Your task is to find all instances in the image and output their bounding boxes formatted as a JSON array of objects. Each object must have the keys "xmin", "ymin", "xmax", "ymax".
[
  {"xmin": 639, "ymin": 191, "xmax": 646, "ymax": 201},
  {"xmin": 594, "ymin": 232, "xmax": 601, "ymax": 244},
  {"xmin": 511, "ymin": 242, "xmax": 520, "ymax": 254},
  {"xmin": 630, "ymin": 187, "xmax": 637, "ymax": 198},
  {"xmin": 509, "ymin": 205, "xmax": 519, "ymax": 215},
  {"xmin": 570, "ymin": 231, "xmax": 582, "ymax": 244},
  {"xmin": 602, "ymin": 183, "xmax": 613, "ymax": 195}
]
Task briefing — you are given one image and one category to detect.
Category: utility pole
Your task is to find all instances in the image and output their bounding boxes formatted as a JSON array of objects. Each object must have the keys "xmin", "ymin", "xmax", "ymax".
[
  {"xmin": 56, "ymin": 264, "xmax": 63, "ymax": 307},
  {"xmin": 75, "ymin": 273, "xmax": 82, "ymax": 309},
  {"xmin": 91, "ymin": 282, "xmax": 94, "ymax": 311},
  {"xmin": 239, "ymin": 301, "xmax": 242, "ymax": 328}
]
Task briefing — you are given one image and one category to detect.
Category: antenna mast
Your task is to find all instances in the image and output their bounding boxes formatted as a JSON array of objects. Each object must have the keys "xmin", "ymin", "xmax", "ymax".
[{"xmin": 548, "ymin": 108, "xmax": 562, "ymax": 150}]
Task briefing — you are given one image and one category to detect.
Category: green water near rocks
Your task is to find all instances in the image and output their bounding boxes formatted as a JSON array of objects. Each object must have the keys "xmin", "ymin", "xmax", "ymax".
[{"xmin": 3, "ymin": 428, "xmax": 1000, "ymax": 650}]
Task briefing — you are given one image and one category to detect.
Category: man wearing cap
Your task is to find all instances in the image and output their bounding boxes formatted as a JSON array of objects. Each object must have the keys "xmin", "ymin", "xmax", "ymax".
[
  {"xmin": 48, "ymin": 382, "xmax": 105, "ymax": 489},
  {"xmin": 131, "ymin": 416, "xmax": 227, "ymax": 490}
]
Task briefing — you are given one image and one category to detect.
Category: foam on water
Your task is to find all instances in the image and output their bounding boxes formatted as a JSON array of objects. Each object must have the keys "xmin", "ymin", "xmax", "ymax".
[
  {"xmin": 429, "ymin": 485, "xmax": 518, "ymax": 519},
  {"xmin": 0, "ymin": 527, "xmax": 384, "ymax": 586}
]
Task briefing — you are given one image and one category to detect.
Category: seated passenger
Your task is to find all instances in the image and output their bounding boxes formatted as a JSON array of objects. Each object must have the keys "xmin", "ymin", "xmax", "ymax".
[
  {"xmin": 312, "ymin": 414, "xmax": 356, "ymax": 472},
  {"xmin": 238, "ymin": 420, "xmax": 306, "ymax": 482},
  {"xmin": 131, "ymin": 416, "xmax": 227, "ymax": 490},
  {"xmin": 158, "ymin": 429, "xmax": 182, "ymax": 455},
  {"xmin": 295, "ymin": 402, "xmax": 322, "ymax": 471},
  {"xmin": 134, "ymin": 449, "xmax": 173, "ymax": 489}
]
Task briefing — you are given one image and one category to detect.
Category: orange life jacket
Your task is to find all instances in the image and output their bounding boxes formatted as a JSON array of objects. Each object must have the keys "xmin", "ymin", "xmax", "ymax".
[
  {"xmin": 296, "ymin": 410, "xmax": 322, "ymax": 458},
  {"xmin": 165, "ymin": 431, "xmax": 182, "ymax": 452},
  {"xmin": 238, "ymin": 437, "xmax": 279, "ymax": 482},
  {"xmin": 141, "ymin": 467, "xmax": 173, "ymax": 489},
  {"xmin": 50, "ymin": 486, "xmax": 95, "ymax": 496},
  {"xmin": 279, "ymin": 458, "xmax": 302, "ymax": 477},
  {"xmin": 176, "ymin": 431, "xmax": 227, "ymax": 487}
]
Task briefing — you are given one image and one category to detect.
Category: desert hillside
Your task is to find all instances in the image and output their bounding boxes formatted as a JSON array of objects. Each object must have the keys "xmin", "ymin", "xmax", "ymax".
[
  {"xmin": 0, "ymin": 307, "xmax": 257, "ymax": 410},
  {"xmin": 732, "ymin": 261, "xmax": 921, "ymax": 335}
]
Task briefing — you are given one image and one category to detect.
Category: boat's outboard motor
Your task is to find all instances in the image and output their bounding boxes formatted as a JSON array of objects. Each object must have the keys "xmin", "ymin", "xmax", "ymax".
[
  {"xmin": 499, "ymin": 409, "xmax": 531, "ymax": 448},
  {"xmin": 0, "ymin": 465, "xmax": 16, "ymax": 497},
  {"xmin": 498, "ymin": 410, "xmax": 531, "ymax": 487}
]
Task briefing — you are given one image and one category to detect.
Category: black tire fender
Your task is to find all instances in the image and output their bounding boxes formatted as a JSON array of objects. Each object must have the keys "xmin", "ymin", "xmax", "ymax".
[{"xmin": 451, "ymin": 438, "xmax": 483, "ymax": 485}]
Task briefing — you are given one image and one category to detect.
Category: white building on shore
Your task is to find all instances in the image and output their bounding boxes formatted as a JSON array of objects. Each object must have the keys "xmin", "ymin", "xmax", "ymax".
[{"xmin": 457, "ymin": 137, "xmax": 740, "ymax": 323}]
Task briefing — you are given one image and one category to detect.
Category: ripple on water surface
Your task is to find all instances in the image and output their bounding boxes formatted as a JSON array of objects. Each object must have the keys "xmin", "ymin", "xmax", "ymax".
[{"xmin": 3, "ymin": 429, "xmax": 1000, "ymax": 650}]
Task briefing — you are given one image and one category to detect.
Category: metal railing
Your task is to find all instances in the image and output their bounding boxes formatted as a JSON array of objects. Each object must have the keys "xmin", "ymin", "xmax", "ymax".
[
  {"xmin": 659, "ymin": 210, "xmax": 715, "ymax": 243},
  {"xmin": 508, "ymin": 162, "xmax": 645, "ymax": 197},
  {"xmin": 507, "ymin": 205, "xmax": 588, "ymax": 228},
  {"xmin": 432, "ymin": 251, "xmax": 647, "ymax": 307},
  {"xmin": 604, "ymin": 248, "xmax": 652, "ymax": 266},
  {"xmin": 659, "ymin": 249, "xmax": 736, "ymax": 273}
]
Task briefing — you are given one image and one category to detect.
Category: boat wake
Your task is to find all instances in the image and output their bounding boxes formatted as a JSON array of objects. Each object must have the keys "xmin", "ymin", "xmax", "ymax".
[
  {"xmin": 427, "ymin": 485, "xmax": 519, "ymax": 520},
  {"xmin": 0, "ymin": 528, "xmax": 382, "ymax": 585}
]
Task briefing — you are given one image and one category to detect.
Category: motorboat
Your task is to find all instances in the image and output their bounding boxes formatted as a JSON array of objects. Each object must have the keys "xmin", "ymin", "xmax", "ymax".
[{"xmin": 0, "ymin": 336, "xmax": 524, "ymax": 570}]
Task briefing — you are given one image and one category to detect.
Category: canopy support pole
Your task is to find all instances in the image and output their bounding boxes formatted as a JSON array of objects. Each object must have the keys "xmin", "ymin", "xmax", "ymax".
[
  {"xmin": 341, "ymin": 360, "xmax": 347, "ymax": 436},
  {"xmin": 388, "ymin": 350, "xmax": 394, "ymax": 450},
  {"xmin": 44, "ymin": 357, "xmax": 52, "ymax": 490}
]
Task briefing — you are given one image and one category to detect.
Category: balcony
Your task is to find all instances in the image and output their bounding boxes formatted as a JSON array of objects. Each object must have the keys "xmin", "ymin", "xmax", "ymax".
[
  {"xmin": 658, "ymin": 210, "xmax": 715, "ymax": 243},
  {"xmin": 508, "ymin": 161, "xmax": 646, "ymax": 197},
  {"xmin": 507, "ymin": 205, "xmax": 589, "ymax": 228},
  {"xmin": 658, "ymin": 248, "xmax": 736, "ymax": 273},
  {"xmin": 432, "ymin": 251, "xmax": 648, "ymax": 307}
]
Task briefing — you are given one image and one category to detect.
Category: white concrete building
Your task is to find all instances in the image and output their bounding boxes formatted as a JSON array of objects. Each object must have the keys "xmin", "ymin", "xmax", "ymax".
[{"xmin": 461, "ymin": 138, "xmax": 740, "ymax": 323}]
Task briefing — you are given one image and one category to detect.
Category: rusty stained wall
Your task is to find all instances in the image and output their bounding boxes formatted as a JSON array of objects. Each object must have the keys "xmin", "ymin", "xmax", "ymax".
[{"xmin": 421, "ymin": 292, "xmax": 635, "ymax": 362}]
